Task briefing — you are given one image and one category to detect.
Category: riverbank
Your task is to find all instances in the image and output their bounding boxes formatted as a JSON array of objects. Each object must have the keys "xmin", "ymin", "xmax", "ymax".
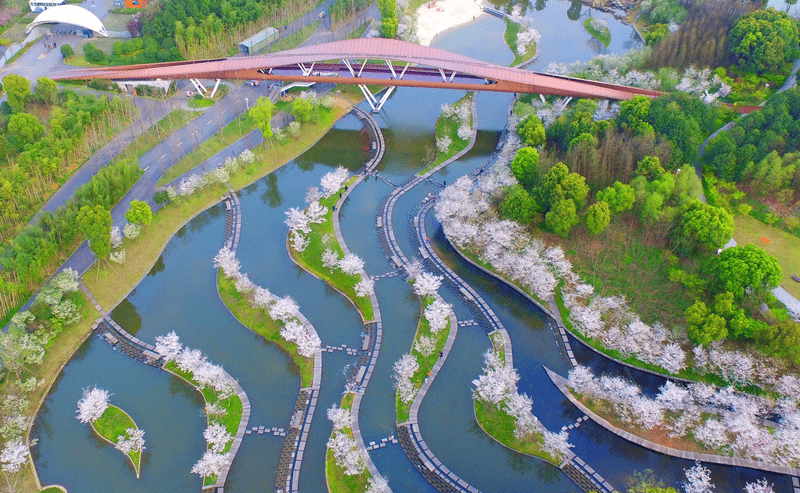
[{"xmin": 415, "ymin": 0, "xmax": 483, "ymax": 46}]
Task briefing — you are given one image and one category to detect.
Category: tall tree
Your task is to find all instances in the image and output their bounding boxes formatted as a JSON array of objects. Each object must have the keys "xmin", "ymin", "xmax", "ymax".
[
  {"xmin": 7, "ymin": 114, "xmax": 45, "ymax": 151},
  {"xmin": 77, "ymin": 205, "xmax": 113, "ymax": 260},
  {"xmin": 249, "ymin": 96, "xmax": 274, "ymax": 140},
  {"xmin": 2, "ymin": 74, "xmax": 30, "ymax": 113},
  {"xmin": 597, "ymin": 181, "xmax": 635, "ymax": 214},
  {"xmin": 499, "ymin": 185, "xmax": 538, "ymax": 224},
  {"xmin": 584, "ymin": 201, "xmax": 611, "ymax": 235},
  {"xmin": 706, "ymin": 244, "xmax": 782, "ymax": 299},
  {"xmin": 34, "ymin": 77, "xmax": 58, "ymax": 106},
  {"xmin": 516, "ymin": 114, "xmax": 546, "ymax": 147},
  {"xmin": 545, "ymin": 198, "xmax": 578, "ymax": 237},
  {"xmin": 728, "ymin": 8, "xmax": 800, "ymax": 74},
  {"xmin": 672, "ymin": 200, "xmax": 734, "ymax": 254},
  {"xmin": 510, "ymin": 147, "xmax": 540, "ymax": 190},
  {"xmin": 290, "ymin": 98, "xmax": 312, "ymax": 124},
  {"xmin": 125, "ymin": 200, "xmax": 153, "ymax": 228}
]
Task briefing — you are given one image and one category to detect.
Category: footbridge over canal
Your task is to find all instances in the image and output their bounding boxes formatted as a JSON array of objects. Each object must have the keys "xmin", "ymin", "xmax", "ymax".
[{"xmin": 51, "ymin": 38, "xmax": 669, "ymax": 112}]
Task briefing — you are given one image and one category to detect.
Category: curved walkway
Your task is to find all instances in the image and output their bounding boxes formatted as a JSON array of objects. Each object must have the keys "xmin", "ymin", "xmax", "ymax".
[{"xmin": 546, "ymin": 367, "xmax": 800, "ymax": 477}]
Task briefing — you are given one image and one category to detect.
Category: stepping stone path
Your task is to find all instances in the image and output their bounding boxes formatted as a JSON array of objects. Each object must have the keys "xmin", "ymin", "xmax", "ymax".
[
  {"xmin": 372, "ymin": 270, "xmax": 400, "ymax": 281},
  {"xmin": 562, "ymin": 415, "xmax": 589, "ymax": 432},
  {"xmin": 245, "ymin": 426, "xmax": 287, "ymax": 437},
  {"xmin": 323, "ymin": 344, "xmax": 359, "ymax": 356},
  {"xmin": 365, "ymin": 435, "xmax": 399, "ymax": 451},
  {"xmin": 456, "ymin": 320, "xmax": 479, "ymax": 328},
  {"xmin": 367, "ymin": 171, "xmax": 397, "ymax": 188}
]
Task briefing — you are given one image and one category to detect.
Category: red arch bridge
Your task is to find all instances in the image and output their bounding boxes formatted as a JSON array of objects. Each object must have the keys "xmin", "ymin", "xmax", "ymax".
[{"xmin": 51, "ymin": 38, "xmax": 756, "ymax": 113}]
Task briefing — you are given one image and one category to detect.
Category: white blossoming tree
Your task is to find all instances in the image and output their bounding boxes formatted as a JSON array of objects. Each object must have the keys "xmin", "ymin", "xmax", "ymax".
[
  {"xmin": 280, "ymin": 321, "xmax": 321, "ymax": 357},
  {"xmin": 306, "ymin": 201, "xmax": 328, "ymax": 223},
  {"xmin": 327, "ymin": 431, "xmax": 366, "ymax": 475},
  {"xmin": 320, "ymin": 166, "xmax": 350, "ymax": 197},
  {"xmin": 213, "ymin": 247, "xmax": 240, "ymax": 278},
  {"xmin": 354, "ymin": 277, "xmax": 375, "ymax": 298},
  {"xmin": 366, "ymin": 474, "xmax": 390, "ymax": 493},
  {"xmin": 322, "ymin": 248, "xmax": 340, "ymax": 270},
  {"xmin": 436, "ymin": 135, "xmax": 452, "ymax": 153},
  {"xmin": 123, "ymin": 223, "xmax": 141, "ymax": 240},
  {"xmin": 269, "ymin": 295, "xmax": 300, "ymax": 322},
  {"xmin": 115, "ymin": 428, "xmax": 146, "ymax": 454},
  {"xmin": 204, "ymin": 423, "xmax": 233, "ymax": 453},
  {"xmin": 191, "ymin": 450, "xmax": 229, "ymax": 477},
  {"xmin": 394, "ymin": 354, "xmax": 420, "ymax": 403},
  {"xmin": 285, "ymin": 207, "xmax": 311, "ymax": 234},
  {"xmin": 424, "ymin": 299, "xmax": 450, "ymax": 333},
  {"xmin": 0, "ymin": 440, "xmax": 29, "ymax": 474},
  {"xmin": 338, "ymin": 253, "xmax": 364, "ymax": 276},
  {"xmin": 413, "ymin": 272, "xmax": 442, "ymax": 297},
  {"xmin": 327, "ymin": 404, "xmax": 351, "ymax": 431},
  {"xmin": 76, "ymin": 386, "xmax": 111, "ymax": 424},
  {"xmin": 683, "ymin": 462, "xmax": 715, "ymax": 493},
  {"xmin": 155, "ymin": 331, "xmax": 183, "ymax": 362},
  {"xmin": 415, "ymin": 335, "xmax": 436, "ymax": 357}
]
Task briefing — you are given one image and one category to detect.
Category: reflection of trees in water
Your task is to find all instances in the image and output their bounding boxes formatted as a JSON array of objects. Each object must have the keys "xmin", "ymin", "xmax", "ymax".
[
  {"xmin": 188, "ymin": 206, "xmax": 214, "ymax": 233},
  {"xmin": 111, "ymin": 298, "xmax": 143, "ymax": 336},
  {"xmin": 623, "ymin": 29, "xmax": 641, "ymax": 50},
  {"xmin": 148, "ymin": 256, "xmax": 165, "ymax": 277},
  {"xmin": 243, "ymin": 182, "xmax": 259, "ymax": 196},
  {"xmin": 536, "ymin": 0, "xmax": 547, "ymax": 11},
  {"xmin": 568, "ymin": 0, "xmax": 582, "ymax": 21},
  {"xmin": 262, "ymin": 174, "xmax": 282, "ymax": 208},
  {"xmin": 586, "ymin": 36, "xmax": 609, "ymax": 54},
  {"xmin": 293, "ymin": 129, "xmax": 367, "ymax": 171}
]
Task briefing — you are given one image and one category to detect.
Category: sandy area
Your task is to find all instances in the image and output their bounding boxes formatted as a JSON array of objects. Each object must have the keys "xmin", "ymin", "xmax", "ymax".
[{"xmin": 415, "ymin": 0, "xmax": 484, "ymax": 46}]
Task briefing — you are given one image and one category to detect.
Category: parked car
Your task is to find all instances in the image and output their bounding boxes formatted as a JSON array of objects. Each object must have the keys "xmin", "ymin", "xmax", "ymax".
[{"xmin": 248, "ymin": 80, "xmax": 259, "ymax": 86}]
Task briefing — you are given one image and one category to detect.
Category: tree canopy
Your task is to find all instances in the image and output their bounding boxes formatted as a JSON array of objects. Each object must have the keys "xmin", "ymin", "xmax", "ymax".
[
  {"xmin": 672, "ymin": 199, "xmax": 734, "ymax": 254},
  {"xmin": 706, "ymin": 244, "xmax": 782, "ymax": 299},
  {"xmin": 516, "ymin": 114, "xmax": 546, "ymax": 147},
  {"xmin": 584, "ymin": 201, "xmax": 611, "ymax": 235},
  {"xmin": 545, "ymin": 198, "xmax": 579, "ymax": 237},
  {"xmin": 77, "ymin": 205, "xmax": 113, "ymax": 260},
  {"xmin": 538, "ymin": 162, "xmax": 589, "ymax": 211},
  {"xmin": 728, "ymin": 7, "xmax": 800, "ymax": 74},
  {"xmin": 8, "ymin": 114, "xmax": 45, "ymax": 151},
  {"xmin": 499, "ymin": 185, "xmax": 538, "ymax": 224},
  {"xmin": 3, "ymin": 74, "xmax": 30, "ymax": 113},
  {"xmin": 596, "ymin": 181, "xmax": 635, "ymax": 214},
  {"xmin": 125, "ymin": 200, "xmax": 153, "ymax": 227},
  {"xmin": 510, "ymin": 147, "xmax": 540, "ymax": 190},
  {"xmin": 249, "ymin": 96, "xmax": 274, "ymax": 140}
]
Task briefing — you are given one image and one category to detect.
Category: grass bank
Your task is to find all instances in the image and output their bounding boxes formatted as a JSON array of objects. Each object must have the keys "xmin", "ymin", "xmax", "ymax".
[
  {"xmin": 503, "ymin": 19, "xmax": 538, "ymax": 67},
  {"xmin": 288, "ymin": 177, "xmax": 374, "ymax": 321},
  {"xmin": 90, "ymin": 405, "xmax": 142, "ymax": 477},
  {"xmin": 474, "ymin": 399, "xmax": 560, "ymax": 465},
  {"xmin": 396, "ymin": 295, "xmax": 450, "ymax": 423},
  {"xmin": 733, "ymin": 214, "xmax": 800, "ymax": 300},
  {"xmin": 165, "ymin": 361, "xmax": 243, "ymax": 487},
  {"xmin": 422, "ymin": 92, "xmax": 473, "ymax": 173},
  {"xmin": 218, "ymin": 272, "xmax": 314, "ymax": 387},
  {"xmin": 584, "ymin": 18, "xmax": 611, "ymax": 46},
  {"xmin": 325, "ymin": 393, "xmax": 372, "ymax": 493}
]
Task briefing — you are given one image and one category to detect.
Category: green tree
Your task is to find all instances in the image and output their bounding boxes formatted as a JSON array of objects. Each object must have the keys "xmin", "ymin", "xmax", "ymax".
[
  {"xmin": 516, "ymin": 114, "xmax": 546, "ymax": 147},
  {"xmin": 511, "ymin": 147, "xmax": 540, "ymax": 190},
  {"xmin": 545, "ymin": 198, "xmax": 578, "ymax": 237},
  {"xmin": 8, "ymin": 113, "xmax": 45, "ymax": 151},
  {"xmin": 77, "ymin": 205, "xmax": 113, "ymax": 260},
  {"xmin": 61, "ymin": 44, "xmax": 75, "ymax": 58},
  {"xmin": 757, "ymin": 319, "xmax": 800, "ymax": 364},
  {"xmin": 125, "ymin": 200, "xmax": 153, "ymax": 228},
  {"xmin": 2, "ymin": 74, "xmax": 30, "ymax": 113},
  {"xmin": 290, "ymin": 98, "xmax": 313, "ymax": 124},
  {"xmin": 249, "ymin": 96, "xmax": 274, "ymax": 140},
  {"xmin": 538, "ymin": 162, "xmax": 589, "ymax": 211},
  {"xmin": 584, "ymin": 201, "xmax": 611, "ymax": 235},
  {"xmin": 597, "ymin": 181, "xmax": 635, "ymax": 214},
  {"xmin": 499, "ymin": 185, "xmax": 538, "ymax": 224},
  {"xmin": 728, "ymin": 8, "xmax": 800, "ymax": 74},
  {"xmin": 672, "ymin": 200, "xmax": 734, "ymax": 254},
  {"xmin": 706, "ymin": 244, "xmax": 782, "ymax": 299},
  {"xmin": 636, "ymin": 155, "xmax": 666, "ymax": 180},
  {"xmin": 34, "ymin": 77, "xmax": 58, "ymax": 105},
  {"xmin": 617, "ymin": 95, "xmax": 653, "ymax": 135},
  {"xmin": 685, "ymin": 300, "xmax": 728, "ymax": 345},
  {"xmin": 379, "ymin": 0, "xmax": 398, "ymax": 38}
]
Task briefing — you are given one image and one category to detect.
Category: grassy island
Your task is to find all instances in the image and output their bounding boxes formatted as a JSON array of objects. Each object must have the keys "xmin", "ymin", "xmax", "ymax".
[
  {"xmin": 474, "ymin": 400, "xmax": 560, "ymax": 465},
  {"xmin": 218, "ymin": 272, "xmax": 314, "ymax": 387},
  {"xmin": 422, "ymin": 92, "xmax": 474, "ymax": 173},
  {"xmin": 396, "ymin": 295, "xmax": 451, "ymax": 423},
  {"xmin": 287, "ymin": 177, "xmax": 374, "ymax": 321},
  {"xmin": 325, "ymin": 393, "xmax": 372, "ymax": 493},
  {"xmin": 165, "ymin": 362, "xmax": 243, "ymax": 487},
  {"xmin": 90, "ymin": 405, "xmax": 142, "ymax": 477},
  {"xmin": 584, "ymin": 17, "xmax": 611, "ymax": 46},
  {"xmin": 503, "ymin": 19, "xmax": 538, "ymax": 67}
]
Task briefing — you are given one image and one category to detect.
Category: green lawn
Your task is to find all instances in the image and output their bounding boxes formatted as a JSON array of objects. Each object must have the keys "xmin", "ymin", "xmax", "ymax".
[
  {"xmin": 503, "ymin": 19, "xmax": 538, "ymax": 67},
  {"xmin": 584, "ymin": 18, "xmax": 611, "ymax": 46},
  {"xmin": 474, "ymin": 399, "xmax": 560, "ymax": 465},
  {"xmin": 326, "ymin": 393, "xmax": 372, "ymax": 493},
  {"xmin": 346, "ymin": 22, "xmax": 370, "ymax": 40},
  {"xmin": 218, "ymin": 272, "xmax": 314, "ymax": 387},
  {"xmin": 91, "ymin": 405, "xmax": 141, "ymax": 476},
  {"xmin": 290, "ymin": 177, "xmax": 374, "ymax": 321},
  {"xmin": 734, "ymin": 214, "xmax": 800, "ymax": 300},
  {"xmin": 397, "ymin": 295, "xmax": 450, "ymax": 422}
]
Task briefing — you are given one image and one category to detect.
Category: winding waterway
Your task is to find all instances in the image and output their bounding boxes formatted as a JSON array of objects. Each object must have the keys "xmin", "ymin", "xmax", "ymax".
[{"xmin": 32, "ymin": 3, "xmax": 794, "ymax": 492}]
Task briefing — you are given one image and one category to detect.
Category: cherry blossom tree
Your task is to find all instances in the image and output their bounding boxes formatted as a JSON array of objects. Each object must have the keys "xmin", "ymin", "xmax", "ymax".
[
  {"xmin": 413, "ymin": 272, "xmax": 442, "ymax": 297},
  {"xmin": 472, "ymin": 349, "xmax": 519, "ymax": 405},
  {"xmin": 116, "ymin": 428, "xmax": 146, "ymax": 454},
  {"xmin": 327, "ymin": 404, "xmax": 351, "ymax": 431},
  {"xmin": 109, "ymin": 249, "xmax": 126, "ymax": 265},
  {"xmin": 234, "ymin": 272, "xmax": 256, "ymax": 294},
  {"xmin": 327, "ymin": 431, "xmax": 366, "ymax": 475},
  {"xmin": 683, "ymin": 462, "xmax": 715, "ymax": 493},
  {"xmin": 305, "ymin": 186, "xmax": 322, "ymax": 204},
  {"xmin": 213, "ymin": 247, "xmax": 240, "ymax": 278},
  {"xmin": 155, "ymin": 331, "xmax": 183, "ymax": 362},
  {"xmin": 366, "ymin": 474, "xmax": 389, "ymax": 493},
  {"xmin": 204, "ymin": 423, "xmax": 233, "ymax": 453},
  {"xmin": 354, "ymin": 277, "xmax": 375, "ymax": 298},
  {"xmin": 424, "ymin": 299, "xmax": 450, "ymax": 333},
  {"xmin": 541, "ymin": 430, "xmax": 573, "ymax": 458},
  {"xmin": 320, "ymin": 166, "xmax": 350, "ymax": 197},
  {"xmin": 239, "ymin": 148, "xmax": 255, "ymax": 166},
  {"xmin": 415, "ymin": 335, "xmax": 436, "ymax": 357},
  {"xmin": 251, "ymin": 286, "xmax": 272, "ymax": 308},
  {"xmin": 322, "ymin": 248, "xmax": 340, "ymax": 270},
  {"xmin": 51, "ymin": 268, "xmax": 79, "ymax": 293},
  {"xmin": 76, "ymin": 386, "xmax": 110, "ymax": 424},
  {"xmin": 280, "ymin": 320, "xmax": 321, "ymax": 357},
  {"xmin": 306, "ymin": 201, "xmax": 328, "ymax": 223},
  {"xmin": 291, "ymin": 231, "xmax": 310, "ymax": 253},
  {"xmin": 394, "ymin": 354, "xmax": 419, "ymax": 403},
  {"xmin": 110, "ymin": 226, "xmax": 123, "ymax": 249},
  {"xmin": 285, "ymin": 207, "xmax": 311, "ymax": 234},
  {"xmin": 205, "ymin": 402, "xmax": 226, "ymax": 418},
  {"xmin": 405, "ymin": 258, "xmax": 423, "ymax": 280},
  {"xmin": 694, "ymin": 418, "xmax": 729, "ymax": 449},
  {"xmin": 0, "ymin": 440, "xmax": 29, "ymax": 473},
  {"xmin": 191, "ymin": 450, "xmax": 229, "ymax": 477},
  {"xmin": 436, "ymin": 136, "xmax": 452, "ymax": 153},
  {"xmin": 193, "ymin": 361, "xmax": 235, "ymax": 398},
  {"xmin": 269, "ymin": 295, "xmax": 300, "ymax": 322},
  {"xmin": 338, "ymin": 253, "xmax": 364, "ymax": 276},
  {"xmin": 176, "ymin": 348, "xmax": 207, "ymax": 374}
]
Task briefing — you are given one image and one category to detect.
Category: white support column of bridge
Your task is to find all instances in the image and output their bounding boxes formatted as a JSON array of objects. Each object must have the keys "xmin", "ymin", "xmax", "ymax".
[
  {"xmin": 344, "ymin": 58, "xmax": 402, "ymax": 112},
  {"xmin": 209, "ymin": 79, "xmax": 222, "ymax": 98},
  {"xmin": 189, "ymin": 78, "xmax": 207, "ymax": 95}
]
